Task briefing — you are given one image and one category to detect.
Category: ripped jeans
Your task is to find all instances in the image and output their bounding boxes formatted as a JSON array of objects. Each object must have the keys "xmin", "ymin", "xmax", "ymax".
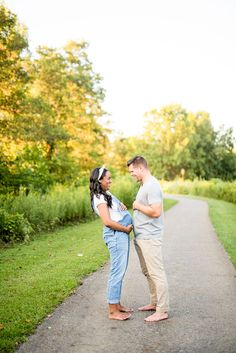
[{"xmin": 103, "ymin": 212, "xmax": 132, "ymax": 304}]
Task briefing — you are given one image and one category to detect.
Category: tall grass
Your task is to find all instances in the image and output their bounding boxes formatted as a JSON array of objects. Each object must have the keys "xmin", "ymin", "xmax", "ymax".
[
  {"xmin": 0, "ymin": 185, "xmax": 94, "ymax": 243},
  {"xmin": 4, "ymin": 176, "xmax": 234, "ymax": 244},
  {"xmin": 0, "ymin": 176, "xmax": 139, "ymax": 243},
  {"xmin": 162, "ymin": 179, "xmax": 236, "ymax": 204}
]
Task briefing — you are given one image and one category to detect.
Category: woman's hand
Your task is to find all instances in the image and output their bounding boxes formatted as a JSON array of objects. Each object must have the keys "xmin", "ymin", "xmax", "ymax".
[
  {"xmin": 125, "ymin": 224, "xmax": 133, "ymax": 234},
  {"xmin": 119, "ymin": 202, "xmax": 127, "ymax": 211}
]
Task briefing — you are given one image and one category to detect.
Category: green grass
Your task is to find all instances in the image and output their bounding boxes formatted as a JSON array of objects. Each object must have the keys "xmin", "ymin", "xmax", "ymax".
[
  {"xmin": 207, "ymin": 198, "xmax": 236, "ymax": 268},
  {"xmin": 0, "ymin": 218, "xmax": 107, "ymax": 353},
  {"xmin": 0, "ymin": 198, "xmax": 177, "ymax": 353},
  {"xmin": 164, "ymin": 198, "xmax": 178, "ymax": 211}
]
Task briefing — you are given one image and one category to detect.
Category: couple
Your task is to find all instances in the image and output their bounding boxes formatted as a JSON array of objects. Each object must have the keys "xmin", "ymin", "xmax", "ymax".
[{"xmin": 89, "ymin": 156, "xmax": 169, "ymax": 322}]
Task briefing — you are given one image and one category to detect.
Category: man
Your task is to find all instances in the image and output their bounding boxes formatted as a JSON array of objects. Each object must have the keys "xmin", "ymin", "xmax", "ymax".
[{"xmin": 127, "ymin": 156, "xmax": 169, "ymax": 322}]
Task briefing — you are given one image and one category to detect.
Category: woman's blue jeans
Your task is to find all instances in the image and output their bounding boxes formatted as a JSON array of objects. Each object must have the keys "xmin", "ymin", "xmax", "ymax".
[{"xmin": 103, "ymin": 213, "xmax": 132, "ymax": 304}]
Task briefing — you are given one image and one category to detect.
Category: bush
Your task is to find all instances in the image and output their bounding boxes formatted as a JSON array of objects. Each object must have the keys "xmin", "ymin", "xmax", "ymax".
[
  {"xmin": 0, "ymin": 185, "xmax": 95, "ymax": 243},
  {"xmin": 0, "ymin": 209, "xmax": 33, "ymax": 243}
]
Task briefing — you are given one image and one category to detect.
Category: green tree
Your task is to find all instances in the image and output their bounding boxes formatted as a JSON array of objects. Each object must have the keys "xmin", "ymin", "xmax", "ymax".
[
  {"xmin": 143, "ymin": 105, "xmax": 236, "ymax": 180},
  {"xmin": 213, "ymin": 127, "xmax": 236, "ymax": 180},
  {"xmin": 26, "ymin": 41, "xmax": 108, "ymax": 183},
  {"xmin": 0, "ymin": 2, "xmax": 29, "ymax": 119},
  {"xmin": 0, "ymin": 3, "xmax": 31, "ymax": 192},
  {"xmin": 106, "ymin": 135, "xmax": 144, "ymax": 175},
  {"xmin": 185, "ymin": 111, "xmax": 216, "ymax": 179},
  {"xmin": 143, "ymin": 104, "xmax": 193, "ymax": 179},
  {"xmin": 0, "ymin": 3, "xmax": 109, "ymax": 191}
]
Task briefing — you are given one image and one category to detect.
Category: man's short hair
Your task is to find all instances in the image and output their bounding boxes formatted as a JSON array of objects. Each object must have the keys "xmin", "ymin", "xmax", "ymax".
[{"xmin": 127, "ymin": 156, "xmax": 148, "ymax": 168}]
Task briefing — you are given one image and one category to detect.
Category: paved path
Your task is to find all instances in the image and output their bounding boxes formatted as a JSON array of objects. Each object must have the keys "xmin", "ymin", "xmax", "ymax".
[{"xmin": 16, "ymin": 196, "xmax": 236, "ymax": 353}]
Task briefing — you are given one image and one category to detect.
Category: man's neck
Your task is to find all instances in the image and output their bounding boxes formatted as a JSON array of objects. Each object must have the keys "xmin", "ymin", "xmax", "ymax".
[{"xmin": 141, "ymin": 170, "xmax": 152, "ymax": 184}]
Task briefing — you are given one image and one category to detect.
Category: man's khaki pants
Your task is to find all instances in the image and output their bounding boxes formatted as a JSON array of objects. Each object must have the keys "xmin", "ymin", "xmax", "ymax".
[{"xmin": 134, "ymin": 237, "xmax": 169, "ymax": 313}]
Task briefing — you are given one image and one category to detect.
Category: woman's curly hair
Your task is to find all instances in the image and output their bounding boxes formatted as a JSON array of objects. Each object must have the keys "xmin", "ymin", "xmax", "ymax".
[{"xmin": 89, "ymin": 167, "xmax": 112, "ymax": 211}]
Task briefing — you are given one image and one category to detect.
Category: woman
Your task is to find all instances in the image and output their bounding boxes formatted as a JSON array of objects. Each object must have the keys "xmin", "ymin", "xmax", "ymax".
[{"xmin": 89, "ymin": 166, "xmax": 133, "ymax": 321}]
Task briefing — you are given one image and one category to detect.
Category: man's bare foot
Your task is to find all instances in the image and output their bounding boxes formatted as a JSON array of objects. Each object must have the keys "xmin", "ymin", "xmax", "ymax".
[
  {"xmin": 109, "ymin": 311, "xmax": 131, "ymax": 321},
  {"xmin": 138, "ymin": 304, "xmax": 156, "ymax": 311},
  {"xmin": 117, "ymin": 304, "xmax": 134, "ymax": 312},
  {"xmin": 144, "ymin": 312, "xmax": 168, "ymax": 322}
]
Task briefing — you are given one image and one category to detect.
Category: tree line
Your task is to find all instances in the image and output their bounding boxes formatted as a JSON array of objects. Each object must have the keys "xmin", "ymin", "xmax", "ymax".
[
  {"xmin": 0, "ymin": 3, "xmax": 235, "ymax": 195},
  {"xmin": 111, "ymin": 106, "xmax": 236, "ymax": 181}
]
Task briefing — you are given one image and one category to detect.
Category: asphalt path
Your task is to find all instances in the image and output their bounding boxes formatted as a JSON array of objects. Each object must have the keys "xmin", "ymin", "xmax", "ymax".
[{"xmin": 16, "ymin": 196, "xmax": 236, "ymax": 353}]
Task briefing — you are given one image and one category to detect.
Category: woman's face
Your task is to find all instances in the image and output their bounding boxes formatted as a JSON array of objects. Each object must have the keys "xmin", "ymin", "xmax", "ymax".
[{"xmin": 100, "ymin": 171, "xmax": 112, "ymax": 191}]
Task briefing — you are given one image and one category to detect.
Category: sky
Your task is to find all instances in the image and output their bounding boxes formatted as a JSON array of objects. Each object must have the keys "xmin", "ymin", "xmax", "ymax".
[{"xmin": 5, "ymin": 0, "xmax": 236, "ymax": 138}]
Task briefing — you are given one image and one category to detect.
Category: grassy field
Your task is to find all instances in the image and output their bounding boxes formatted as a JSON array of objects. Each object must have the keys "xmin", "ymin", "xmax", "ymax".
[{"xmin": 0, "ymin": 199, "xmax": 177, "ymax": 353}]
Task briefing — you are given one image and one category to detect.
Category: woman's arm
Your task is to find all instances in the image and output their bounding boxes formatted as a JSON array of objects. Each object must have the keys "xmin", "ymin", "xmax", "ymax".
[{"xmin": 97, "ymin": 203, "xmax": 132, "ymax": 234}]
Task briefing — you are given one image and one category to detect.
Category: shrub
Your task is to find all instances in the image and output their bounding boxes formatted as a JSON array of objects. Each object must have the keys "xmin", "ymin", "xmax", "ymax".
[
  {"xmin": 0, "ymin": 185, "xmax": 94, "ymax": 243},
  {"xmin": 0, "ymin": 209, "xmax": 33, "ymax": 243}
]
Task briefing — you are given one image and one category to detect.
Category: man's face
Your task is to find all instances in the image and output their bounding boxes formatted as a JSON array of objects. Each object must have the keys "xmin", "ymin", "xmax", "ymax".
[{"xmin": 128, "ymin": 164, "xmax": 143, "ymax": 182}]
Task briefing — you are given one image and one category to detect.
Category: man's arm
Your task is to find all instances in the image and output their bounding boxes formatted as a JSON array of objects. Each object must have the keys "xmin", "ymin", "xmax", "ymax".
[{"xmin": 133, "ymin": 200, "xmax": 162, "ymax": 218}]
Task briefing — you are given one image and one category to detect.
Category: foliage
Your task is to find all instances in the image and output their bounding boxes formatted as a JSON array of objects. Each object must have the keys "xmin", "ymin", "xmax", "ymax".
[
  {"xmin": 162, "ymin": 179, "xmax": 236, "ymax": 204},
  {"xmin": 0, "ymin": 185, "xmax": 94, "ymax": 243},
  {"xmin": 207, "ymin": 198, "xmax": 236, "ymax": 268},
  {"xmin": 0, "ymin": 3, "xmax": 108, "ymax": 194},
  {"xmin": 0, "ymin": 218, "xmax": 108, "ymax": 353},
  {"xmin": 143, "ymin": 105, "xmax": 193, "ymax": 179},
  {"xmin": 141, "ymin": 104, "xmax": 236, "ymax": 181},
  {"xmin": 0, "ymin": 208, "xmax": 32, "ymax": 243},
  {"xmin": 110, "ymin": 175, "xmax": 139, "ymax": 207},
  {"xmin": 1, "ymin": 4, "xmax": 236, "ymax": 195},
  {"xmin": 106, "ymin": 135, "xmax": 144, "ymax": 174},
  {"xmin": 0, "ymin": 3, "xmax": 29, "ymax": 118}
]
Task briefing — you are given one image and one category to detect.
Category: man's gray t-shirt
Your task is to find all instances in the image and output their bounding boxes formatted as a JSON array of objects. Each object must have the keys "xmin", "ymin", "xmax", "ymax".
[{"xmin": 133, "ymin": 176, "xmax": 164, "ymax": 239}]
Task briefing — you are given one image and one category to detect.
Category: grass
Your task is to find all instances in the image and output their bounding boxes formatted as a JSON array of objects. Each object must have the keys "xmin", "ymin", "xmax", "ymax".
[
  {"xmin": 0, "ymin": 218, "xmax": 107, "ymax": 353},
  {"xmin": 0, "ymin": 198, "xmax": 177, "ymax": 353},
  {"xmin": 207, "ymin": 198, "xmax": 236, "ymax": 268}
]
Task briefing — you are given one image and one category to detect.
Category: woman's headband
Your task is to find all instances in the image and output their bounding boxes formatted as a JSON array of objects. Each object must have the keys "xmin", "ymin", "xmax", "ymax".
[{"xmin": 98, "ymin": 166, "xmax": 105, "ymax": 180}]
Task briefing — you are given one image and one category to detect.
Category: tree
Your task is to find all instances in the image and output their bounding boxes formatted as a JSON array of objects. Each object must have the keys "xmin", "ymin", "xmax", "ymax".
[
  {"xmin": 106, "ymin": 135, "xmax": 144, "ymax": 175},
  {"xmin": 0, "ymin": 3, "xmax": 29, "ymax": 122},
  {"xmin": 143, "ymin": 104, "xmax": 194, "ymax": 179},
  {"xmin": 26, "ymin": 41, "xmax": 108, "ymax": 182},
  {"xmin": 185, "ymin": 111, "xmax": 216, "ymax": 179},
  {"xmin": 0, "ymin": 3, "xmax": 109, "ymax": 191},
  {"xmin": 0, "ymin": 3, "xmax": 30, "ymax": 192},
  {"xmin": 213, "ymin": 127, "xmax": 236, "ymax": 180}
]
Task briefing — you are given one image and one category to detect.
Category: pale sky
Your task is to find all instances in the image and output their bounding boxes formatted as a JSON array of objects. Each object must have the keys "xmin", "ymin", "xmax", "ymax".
[{"xmin": 5, "ymin": 0, "xmax": 236, "ymax": 139}]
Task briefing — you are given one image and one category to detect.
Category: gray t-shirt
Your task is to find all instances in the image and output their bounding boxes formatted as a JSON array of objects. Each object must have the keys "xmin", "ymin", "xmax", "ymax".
[{"xmin": 133, "ymin": 176, "xmax": 164, "ymax": 239}]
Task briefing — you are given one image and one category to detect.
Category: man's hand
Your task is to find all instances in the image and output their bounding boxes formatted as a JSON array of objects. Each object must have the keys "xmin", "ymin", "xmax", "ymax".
[
  {"xmin": 133, "ymin": 200, "xmax": 141, "ymax": 211},
  {"xmin": 133, "ymin": 200, "xmax": 162, "ymax": 218}
]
